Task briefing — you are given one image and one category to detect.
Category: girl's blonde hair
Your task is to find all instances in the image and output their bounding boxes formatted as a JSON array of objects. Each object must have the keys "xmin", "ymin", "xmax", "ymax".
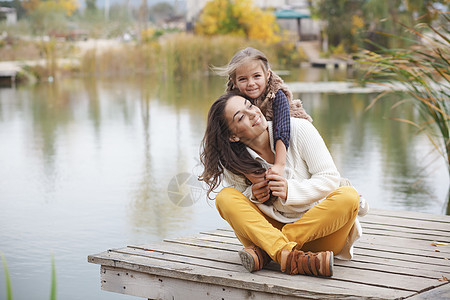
[{"xmin": 213, "ymin": 47, "xmax": 270, "ymax": 91}]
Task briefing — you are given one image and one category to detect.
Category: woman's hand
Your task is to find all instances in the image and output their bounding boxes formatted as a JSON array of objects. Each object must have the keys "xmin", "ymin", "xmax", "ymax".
[
  {"xmin": 251, "ymin": 176, "xmax": 271, "ymax": 203},
  {"xmin": 267, "ymin": 174, "xmax": 288, "ymax": 200}
]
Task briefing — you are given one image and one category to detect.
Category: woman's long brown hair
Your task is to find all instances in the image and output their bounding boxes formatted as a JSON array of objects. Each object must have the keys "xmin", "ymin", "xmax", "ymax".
[{"xmin": 199, "ymin": 92, "xmax": 266, "ymax": 199}]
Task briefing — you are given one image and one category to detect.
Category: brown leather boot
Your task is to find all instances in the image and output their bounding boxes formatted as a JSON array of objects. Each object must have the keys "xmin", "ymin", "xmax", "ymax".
[
  {"xmin": 238, "ymin": 245, "xmax": 271, "ymax": 272},
  {"xmin": 280, "ymin": 249, "xmax": 333, "ymax": 277}
]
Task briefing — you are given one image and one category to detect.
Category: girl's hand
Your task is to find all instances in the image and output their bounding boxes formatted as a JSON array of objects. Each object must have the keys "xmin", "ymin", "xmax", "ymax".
[
  {"xmin": 268, "ymin": 164, "xmax": 285, "ymax": 177},
  {"xmin": 252, "ymin": 178, "xmax": 271, "ymax": 203},
  {"xmin": 267, "ymin": 173, "xmax": 288, "ymax": 200}
]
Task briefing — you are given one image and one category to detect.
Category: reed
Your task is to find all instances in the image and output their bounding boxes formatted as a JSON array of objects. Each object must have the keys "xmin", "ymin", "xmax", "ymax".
[
  {"xmin": 78, "ymin": 34, "xmax": 303, "ymax": 77},
  {"xmin": 50, "ymin": 254, "xmax": 57, "ymax": 300},
  {"xmin": 1, "ymin": 252, "xmax": 12, "ymax": 300},
  {"xmin": 360, "ymin": 12, "xmax": 449, "ymax": 212},
  {"xmin": 361, "ymin": 13, "xmax": 449, "ymax": 170},
  {"xmin": 1, "ymin": 253, "xmax": 58, "ymax": 300}
]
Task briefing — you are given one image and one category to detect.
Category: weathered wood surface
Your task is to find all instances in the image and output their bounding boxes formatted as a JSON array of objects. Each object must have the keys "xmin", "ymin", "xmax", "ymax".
[{"xmin": 88, "ymin": 209, "xmax": 450, "ymax": 299}]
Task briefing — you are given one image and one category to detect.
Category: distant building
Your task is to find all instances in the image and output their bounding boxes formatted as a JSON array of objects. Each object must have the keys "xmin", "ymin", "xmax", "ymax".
[
  {"xmin": 0, "ymin": 7, "xmax": 17, "ymax": 25},
  {"xmin": 186, "ymin": 0, "xmax": 319, "ymax": 40}
]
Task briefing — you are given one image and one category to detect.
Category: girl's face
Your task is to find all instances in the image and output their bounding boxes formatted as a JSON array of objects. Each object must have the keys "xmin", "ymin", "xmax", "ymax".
[
  {"xmin": 224, "ymin": 95, "xmax": 268, "ymax": 144},
  {"xmin": 234, "ymin": 60, "xmax": 269, "ymax": 99}
]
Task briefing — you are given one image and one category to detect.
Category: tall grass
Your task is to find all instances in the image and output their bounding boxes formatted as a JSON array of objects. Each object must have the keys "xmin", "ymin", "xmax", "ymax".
[
  {"xmin": 360, "ymin": 12, "xmax": 449, "ymax": 212},
  {"xmin": 7, "ymin": 32, "xmax": 303, "ymax": 81},
  {"xmin": 50, "ymin": 254, "xmax": 57, "ymax": 300},
  {"xmin": 1, "ymin": 253, "xmax": 57, "ymax": 300},
  {"xmin": 1, "ymin": 252, "xmax": 12, "ymax": 300},
  {"xmin": 78, "ymin": 33, "xmax": 304, "ymax": 78}
]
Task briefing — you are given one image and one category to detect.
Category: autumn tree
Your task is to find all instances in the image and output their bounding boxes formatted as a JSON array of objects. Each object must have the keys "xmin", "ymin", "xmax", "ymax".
[
  {"xmin": 22, "ymin": 0, "xmax": 78, "ymax": 17},
  {"xmin": 149, "ymin": 2, "xmax": 175, "ymax": 24},
  {"xmin": 22, "ymin": 0, "xmax": 79, "ymax": 34},
  {"xmin": 195, "ymin": 0, "xmax": 280, "ymax": 44},
  {"xmin": 311, "ymin": 0, "xmax": 364, "ymax": 53},
  {"xmin": 312, "ymin": 0, "xmax": 449, "ymax": 53},
  {"xmin": 85, "ymin": 0, "xmax": 97, "ymax": 15}
]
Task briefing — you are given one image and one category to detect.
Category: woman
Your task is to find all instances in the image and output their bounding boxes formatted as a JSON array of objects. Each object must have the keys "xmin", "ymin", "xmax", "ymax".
[{"xmin": 199, "ymin": 91, "xmax": 364, "ymax": 277}]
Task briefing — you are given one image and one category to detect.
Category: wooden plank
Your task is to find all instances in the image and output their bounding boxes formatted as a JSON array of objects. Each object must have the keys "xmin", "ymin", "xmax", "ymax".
[
  {"xmin": 353, "ymin": 248, "xmax": 450, "ymax": 271},
  {"xmin": 115, "ymin": 246, "xmax": 243, "ymax": 272},
  {"xmin": 369, "ymin": 209, "xmax": 450, "ymax": 224},
  {"xmin": 128, "ymin": 242, "xmax": 445, "ymax": 280},
  {"xmin": 100, "ymin": 266, "xmax": 308, "ymax": 300},
  {"xmin": 194, "ymin": 231, "xmax": 450, "ymax": 262},
  {"xmin": 164, "ymin": 236, "xmax": 242, "ymax": 251},
  {"xmin": 164, "ymin": 236, "xmax": 450, "ymax": 274},
  {"xmin": 335, "ymin": 258, "xmax": 444, "ymax": 279},
  {"xmin": 361, "ymin": 222, "xmax": 450, "ymax": 239},
  {"xmin": 360, "ymin": 215, "xmax": 450, "ymax": 232},
  {"xmin": 358, "ymin": 233, "xmax": 450, "ymax": 256},
  {"xmin": 356, "ymin": 241, "xmax": 450, "ymax": 259},
  {"xmin": 407, "ymin": 282, "xmax": 450, "ymax": 299},
  {"xmin": 201, "ymin": 229, "xmax": 236, "ymax": 238},
  {"xmin": 349, "ymin": 252, "xmax": 449, "ymax": 276},
  {"xmin": 361, "ymin": 227, "xmax": 450, "ymax": 244},
  {"xmin": 361, "ymin": 225, "xmax": 450, "ymax": 242},
  {"xmin": 142, "ymin": 237, "xmax": 450, "ymax": 277},
  {"xmin": 198, "ymin": 230, "xmax": 450, "ymax": 257},
  {"xmin": 158, "ymin": 239, "xmax": 444, "ymax": 292},
  {"xmin": 89, "ymin": 250, "xmax": 412, "ymax": 299}
]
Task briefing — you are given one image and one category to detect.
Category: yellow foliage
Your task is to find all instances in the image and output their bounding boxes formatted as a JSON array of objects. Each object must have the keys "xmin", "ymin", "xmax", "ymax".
[
  {"xmin": 195, "ymin": 0, "xmax": 229, "ymax": 36},
  {"xmin": 22, "ymin": 0, "xmax": 40, "ymax": 12},
  {"xmin": 59, "ymin": 0, "xmax": 78, "ymax": 16},
  {"xmin": 331, "ymin": 43, "xmax": 346, "ymax": 55},
  {"xmin": 245, "ymin": 10, "xmax": 280, "ymax": 44},
  {"xmin": 141, "ymin": 28, "xmax": 156, "ymax": 43},
  {"xmin": 195, "ymin": 0, "xmax": 280, "ymax": 44},
  {"xmin": 351, "ymin": 15, "xmax": 364, "ymax": 34},
  {"xmin": 23, "ymin": 0, "xmax": 79, "ymax": 16},
  {"xmin": 352, "ymin": 15, "xmax": 364, "ymax": 28}
]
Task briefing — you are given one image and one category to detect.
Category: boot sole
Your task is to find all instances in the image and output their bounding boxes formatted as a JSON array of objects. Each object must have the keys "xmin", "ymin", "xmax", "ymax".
[{"xmin": 238, "ymin": 249, "xmax": 255, "ymax": 273}]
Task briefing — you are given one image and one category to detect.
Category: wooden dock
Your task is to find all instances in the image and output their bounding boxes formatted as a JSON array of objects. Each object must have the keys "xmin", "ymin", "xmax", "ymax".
[
  {"xmin": 0, "ymin": 65, "xmax": 19, "ymax": 87},
  {"xmin": 88, "ymin": 209, "xmax": 450, "ymax": 299},
  {"xmin": 298, "ymin": 41, "xmax": 354, "ymax": 69},
  {"xmin": 310, "ymin": 58, "xmax": 354, "ymax": 69}
]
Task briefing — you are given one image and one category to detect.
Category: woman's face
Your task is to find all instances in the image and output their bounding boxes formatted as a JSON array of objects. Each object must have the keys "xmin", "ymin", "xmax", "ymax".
[{"xmin": 224, "ymin": 95, "xmax": 268, "ymax": 144}]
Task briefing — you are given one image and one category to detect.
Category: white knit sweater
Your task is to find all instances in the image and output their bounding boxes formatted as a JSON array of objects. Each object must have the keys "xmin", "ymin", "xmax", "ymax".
[{"xmin": 223, "ymin": 118, "xmax": 361, "ymax": 260}]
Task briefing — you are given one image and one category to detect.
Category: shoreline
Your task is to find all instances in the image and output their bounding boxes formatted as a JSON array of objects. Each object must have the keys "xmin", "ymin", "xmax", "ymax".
[
  {"xmin": 0, "ymin": 59, "xmax": 402, "ymax": 93},
  {"xmin": 1, "ymin": 59, "xmax": 445, "ymax": 95}
]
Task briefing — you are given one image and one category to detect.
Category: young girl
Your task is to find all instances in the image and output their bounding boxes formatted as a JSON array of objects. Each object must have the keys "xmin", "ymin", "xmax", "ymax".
[{"xmin": 214, "ymin": 47, "xmax": 312, "ymax": 181}]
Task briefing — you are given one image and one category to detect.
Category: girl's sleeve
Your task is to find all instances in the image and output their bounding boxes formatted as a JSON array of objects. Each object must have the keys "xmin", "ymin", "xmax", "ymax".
[{"xmin": 272, "ymin": 90, "xmax": 291, "ymax": 150}]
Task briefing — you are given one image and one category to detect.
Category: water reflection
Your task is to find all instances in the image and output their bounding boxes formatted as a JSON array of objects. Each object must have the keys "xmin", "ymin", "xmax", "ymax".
[
  {"xmin": 87, "ymin": 75, "xmax": 226, "ymax": 239},
  {"xmin": 128, "ymin": 76, "xmax": 190, "ymax": 239},
  {"xmin": 0, "ymin": 71, "xmax": 448, "ymax": 300},
  {"xmin": 300, "ymin": 92, "xmax": 447, "ymax": 212}
]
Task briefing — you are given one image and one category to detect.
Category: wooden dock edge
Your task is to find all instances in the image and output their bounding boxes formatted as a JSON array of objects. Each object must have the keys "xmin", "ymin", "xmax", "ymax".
[{"xmin": 88, "ymin": 209, "xmax": 450, "ymax": 299}]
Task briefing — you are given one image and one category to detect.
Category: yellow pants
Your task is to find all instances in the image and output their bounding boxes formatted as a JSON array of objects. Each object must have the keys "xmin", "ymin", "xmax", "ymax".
[{"xmin": 215, "ymin": 186, "xmax": 359, "ymax": 263}]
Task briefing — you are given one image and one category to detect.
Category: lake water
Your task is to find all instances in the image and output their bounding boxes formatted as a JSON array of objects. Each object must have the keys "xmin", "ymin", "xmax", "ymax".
[{"xmin": 0, "ymin": 69, "xmax": 448, "ymax": 299}]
